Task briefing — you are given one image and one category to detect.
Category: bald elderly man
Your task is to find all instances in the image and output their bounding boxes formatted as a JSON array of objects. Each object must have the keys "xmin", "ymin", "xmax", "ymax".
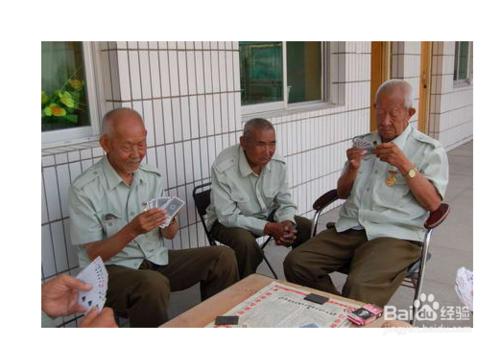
[
  {"xmin": 284, "ymin": 79, "xmax": 449, "ymax": 307},
  {"xmin": 68, "ymin": 108, "xmax": 238, "ymax": 327}
]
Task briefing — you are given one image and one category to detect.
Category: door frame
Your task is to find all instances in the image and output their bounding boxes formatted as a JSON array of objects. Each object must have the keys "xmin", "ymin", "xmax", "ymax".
[
  {"xmin": 370, "ymin": 42, "xmax": 391, "ymax": 131},
  {"xmin": 418, "ymin": 42, "xmax": 433, "ymax": 134}
]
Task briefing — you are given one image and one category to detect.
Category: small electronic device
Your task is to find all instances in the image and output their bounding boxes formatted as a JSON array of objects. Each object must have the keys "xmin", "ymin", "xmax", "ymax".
[
  {"xmin": 214, "ymin": 315, "xmax": 239, "ymax": 326},
  {"xmin": 304, "ymin": 293, "xmax": 329, "ymax": 305},
  {"xmin": 347, "ymin": 304, "xmax": 383, "ymax": 326}
]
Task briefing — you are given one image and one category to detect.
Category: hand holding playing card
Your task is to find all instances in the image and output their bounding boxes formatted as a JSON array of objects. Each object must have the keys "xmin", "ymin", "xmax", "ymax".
[
  {"xmin": 130, "ymin": 208, "xmax": 167, "ymax": 235},
  {"xmin": 145, "ymin": 196, "xmax": 185, "ymax": 228},
  {"xmin": 76, "ymin": 257, "xmax": 109, "ymax": 314},
  {"xmin": 160, "ymin": 216, "xmax": 180, "ymax": 239},
  {"xmin": 42, "ymin": 274, "xmax": 92, "ymax": 318},
  {"xmin": 346, "ymin": 147, "xmax": 366, "ymax": 170}
]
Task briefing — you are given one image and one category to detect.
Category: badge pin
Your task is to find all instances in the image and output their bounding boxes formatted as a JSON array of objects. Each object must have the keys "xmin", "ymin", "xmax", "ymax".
[{"xmin": 385, "ymin": 170, "xmax": 398, "ymax": 187}]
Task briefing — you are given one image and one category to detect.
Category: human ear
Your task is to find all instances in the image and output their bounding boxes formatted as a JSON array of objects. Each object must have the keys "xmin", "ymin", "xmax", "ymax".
[
  {"xmin": 99, "ymin": 135, "xmax": 111, "ymax": 154},
  {"xmin": 408, "ymin": 107, "xmax": 416, "ymax": 118}
]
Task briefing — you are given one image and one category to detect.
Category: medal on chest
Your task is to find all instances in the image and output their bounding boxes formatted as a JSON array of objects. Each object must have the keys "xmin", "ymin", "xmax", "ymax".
[{"xmin": 385, "ymin": 168, "xmax": 398, "ymax": 187}]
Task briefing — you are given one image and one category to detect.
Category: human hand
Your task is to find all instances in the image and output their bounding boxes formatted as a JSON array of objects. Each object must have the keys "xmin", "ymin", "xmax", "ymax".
[
  {"xmin": 374, "ymin": 143, "xmax": 410, "ymax": 172},
  {"xmin": 161, "ymin": 216, "xmax": 179, "ymax": 240},
  {"xmin": 346, "ymin": 147, "xmax": 367, "ymax": 170},
  {"xmin": 42, "ymin": 274, "xmax": 91, "ymax": 318},
  {"xmin": 279, "ymin": 221, "xmax": 297, "ymax": 246},
  {"xmin": 264, "ymin": 222, "xmax": 286, "ymax": 242},
  {"xmin": 79, "ymin": 307, "xmax": 118, "ymax": 328},
  {"xmin": 130, "ymin": 208, "xmax": 167, "ymax": 236}
]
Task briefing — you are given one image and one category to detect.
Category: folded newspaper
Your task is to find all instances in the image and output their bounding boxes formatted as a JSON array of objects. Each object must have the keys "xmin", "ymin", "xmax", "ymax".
[{"xmin": 455, "ymin": 267, "xmax": 473, "ymax": 311}]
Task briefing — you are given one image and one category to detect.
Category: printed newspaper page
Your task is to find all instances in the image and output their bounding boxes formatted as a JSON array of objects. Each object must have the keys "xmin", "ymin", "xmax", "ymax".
[{"xmin": 206, "ymin": 281, "xmax": 360, "ymax": 328}]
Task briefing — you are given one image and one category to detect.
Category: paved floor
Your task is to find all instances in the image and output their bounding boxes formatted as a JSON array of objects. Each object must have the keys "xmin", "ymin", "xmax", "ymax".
[{"xmin": 168, "ymin": 141, "xmax": 473, "ymax": 327}]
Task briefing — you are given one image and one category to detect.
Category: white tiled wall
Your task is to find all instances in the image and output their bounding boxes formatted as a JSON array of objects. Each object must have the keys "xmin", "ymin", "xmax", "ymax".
[
  {"xmin": 41, "ymin": 41, "xmax": 472, "ymax": 326},
  {"xmin": 429, "ymin": 42, "xmax": 473, "ymax": 150},
  {"xmin": 41, "ymin": 40, "xmax": 371, "ymax": 280},
  {"xmin": 391, "ymin": 41, "xmax": 422, "ymax": 129}
]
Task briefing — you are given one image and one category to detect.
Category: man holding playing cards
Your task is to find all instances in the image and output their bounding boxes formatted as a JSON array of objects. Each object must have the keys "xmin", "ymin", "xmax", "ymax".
[
  {"xmin": 206, "ymin": 118, "xmax": 312, "ymax": 279},
  {"xmin": 284, "ymin": 79, "xmax": 449, "ymax": 307},
  {"xmin": 69, "ymin": 108, "xmax": 238, "ymax": 327}
]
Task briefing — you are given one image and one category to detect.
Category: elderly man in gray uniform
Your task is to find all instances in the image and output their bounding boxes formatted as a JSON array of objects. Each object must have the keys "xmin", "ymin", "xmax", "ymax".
[
  {"xmin": 206, "ymin": 118, "xmax": 312, "ymax": 279},
  {"xmin": 69, "ymin": 108, "xmax": 238, "ymax": 327},
  {"xmin": 284, "ymin": 79, "xmax": 449, "ymax": 307}
]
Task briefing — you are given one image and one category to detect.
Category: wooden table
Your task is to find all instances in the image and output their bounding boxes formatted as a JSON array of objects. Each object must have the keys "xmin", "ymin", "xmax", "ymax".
[{"xmin": 161, "ymin": 274, "xmax": 385, "ymax": 328}]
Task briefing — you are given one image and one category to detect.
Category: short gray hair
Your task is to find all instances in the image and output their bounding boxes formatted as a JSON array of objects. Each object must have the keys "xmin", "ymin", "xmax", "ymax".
[
  {"xmin": 242, "ymin": 118, "xmax": 275, "ymax": 139},
  {"xmin": 101, "ymin": 108, "xmax": 142, "ymax": 136},
  {"xmin": 375, "ymin": 79, "xmax": 414, "ymax": 109}
]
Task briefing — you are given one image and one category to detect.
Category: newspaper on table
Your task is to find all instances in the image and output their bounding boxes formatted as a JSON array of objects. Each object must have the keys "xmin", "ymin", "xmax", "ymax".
[{"xmin": 206, "ymin": 281, "xmax": 360, "ymax": 328}]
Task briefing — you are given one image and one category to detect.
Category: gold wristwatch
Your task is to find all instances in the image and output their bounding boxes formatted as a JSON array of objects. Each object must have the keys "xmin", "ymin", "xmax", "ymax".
[{"xmin": 406, "ymin": 167, "xmax": 417, "ymax": 178}]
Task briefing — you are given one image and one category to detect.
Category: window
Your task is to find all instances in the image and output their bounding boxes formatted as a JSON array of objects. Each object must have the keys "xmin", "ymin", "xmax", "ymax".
[
  {"xmin": 239, "ymin": 41, "xmax": 324, "ymax": 114},
  {"xmin": 453, "ymin": 41, "xmax": 473, "ymax": 83},
  {"xmin": 42, "ymin": 42, "xmax": 101, "ymax": 147}
]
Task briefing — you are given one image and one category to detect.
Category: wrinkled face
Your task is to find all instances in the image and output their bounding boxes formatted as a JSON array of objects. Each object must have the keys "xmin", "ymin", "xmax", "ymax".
[
  {"xmin": 240, "ymin": 128, "xmax": 276, "ymax": 169},
  {"xmin": 376, "ymin": 89, "xmax": 415, "ymax": 142},
  {"xmin": 100, "ymin": 116, "xmax": 147, "ymax": 178}
]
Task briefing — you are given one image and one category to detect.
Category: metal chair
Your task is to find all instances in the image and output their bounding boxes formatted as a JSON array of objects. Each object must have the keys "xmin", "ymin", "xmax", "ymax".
[
  {"xmin": 311, "ymin": 188, "xmax": 450, "ymax": 325},
  {"xmin": 192, "ymin": 182, "xmax": 278, "ymax": 279}
]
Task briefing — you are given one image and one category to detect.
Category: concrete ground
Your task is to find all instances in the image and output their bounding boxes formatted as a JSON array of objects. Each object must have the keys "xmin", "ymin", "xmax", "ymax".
[{"xmin": 168, "ymin": 140, "xmax": 473, "ymax": 328}]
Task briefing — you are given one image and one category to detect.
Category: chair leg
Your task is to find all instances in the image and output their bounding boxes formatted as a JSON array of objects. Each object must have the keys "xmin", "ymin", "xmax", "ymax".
[
  {"xmin": 410, "ymin": 229, "xmax": 433, "ymax": 326},
  {"xmin": 260, "ymin": 236, "xmax": 272, "ymax": 250},
  {"xmin": 260, "ymin": 236, "xmax": 277, "ymax": 279},
  {"xmin": 312, "ymin": 211, "xmax": 321, "ymax": 237},
  {"xmin": 262, "ymin": 254, "xmax": 278, "ymax": 279}
]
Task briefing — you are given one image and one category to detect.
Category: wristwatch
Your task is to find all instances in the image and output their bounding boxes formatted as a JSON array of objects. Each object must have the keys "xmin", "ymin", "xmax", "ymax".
[{"xmin": 406, "ymin": 167, "xmax": 417, "ymax": 178}]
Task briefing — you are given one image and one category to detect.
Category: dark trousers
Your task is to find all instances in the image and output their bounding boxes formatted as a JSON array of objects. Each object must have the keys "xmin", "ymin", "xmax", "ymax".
[
  {"xmin": 210, "ymin": 215, "xmax": 312, "ymax": 279},
  {"xmin": 283, "ymin": 226, "xmax": 421, "ymax": 307},
  {"xmin": 105, "ymin": 246, "xmax": 239, "ymax": 327}
]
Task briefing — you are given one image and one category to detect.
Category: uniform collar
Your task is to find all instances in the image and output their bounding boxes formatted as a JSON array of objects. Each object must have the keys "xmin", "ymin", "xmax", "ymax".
[
  {"xmin": 238, "ymin": 145, "xmax": 270, "ymax": 177},
  {"xmin": 391, "ymin": 124, "xmax": 412, "ymax": 150},
  {"xmin": 102, "ymin": 155, "xmax": 144, "ymax": 190}
]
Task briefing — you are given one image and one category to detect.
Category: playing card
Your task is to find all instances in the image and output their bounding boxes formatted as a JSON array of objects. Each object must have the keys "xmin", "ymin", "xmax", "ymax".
[
  {"xmin": 145, "ymin": 196, "xmax": 185, "ymax": 228},
  {"xmin": 147, "ymin": 197, "xmax": 170, "ymax": 210},
  {"xmin": 352, "ymin": 136, "xmax": 376, "ymax": 153},
  {"xmin": 76, "ymin": 256, "xmax": 108, "ymax": 314},
  {"xmin": 164, "ymin": 197, "xmax": 185, "ymax": 225}
]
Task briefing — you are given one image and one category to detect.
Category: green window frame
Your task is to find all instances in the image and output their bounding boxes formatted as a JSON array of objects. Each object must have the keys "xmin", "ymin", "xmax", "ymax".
[{"xmin": 239, "ymin": 41, "xmax": 325, "ymax": 115}]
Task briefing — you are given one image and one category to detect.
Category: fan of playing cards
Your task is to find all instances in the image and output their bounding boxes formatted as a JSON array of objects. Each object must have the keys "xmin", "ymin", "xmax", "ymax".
[
  {"xmin": 145, "ymin": 196, "xmax": 185, "ymax": 228},
  {"xmin": 352, "ymin": 136, "xmax": 376, "ymax": 154},
  {"xmin": 76, "ymin": 256, "xmax": 108, "ymax": 314}
]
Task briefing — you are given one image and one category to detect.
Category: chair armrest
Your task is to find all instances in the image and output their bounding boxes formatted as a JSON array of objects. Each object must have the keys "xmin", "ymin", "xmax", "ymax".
[
  {"xmin": 424, "ymin": 203, "xmax": 450, "ymax": 230},
  {"xmin": 312, "ymin": 189, "xmax": 339, "ymax": 211}
]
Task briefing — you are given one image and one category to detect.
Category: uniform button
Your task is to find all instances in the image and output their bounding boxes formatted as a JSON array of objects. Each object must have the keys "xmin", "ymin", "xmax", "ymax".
[
  {"xmin": 366, "ymin": 188, "xmax": 370, "ymax": 192},
  {"xmin": 93, "ymin": 171, "xmax": 98, "ymax": 175},
  {"xmin": 374, "ymin": 170, "xmax": 378, "ymax": 174}
]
